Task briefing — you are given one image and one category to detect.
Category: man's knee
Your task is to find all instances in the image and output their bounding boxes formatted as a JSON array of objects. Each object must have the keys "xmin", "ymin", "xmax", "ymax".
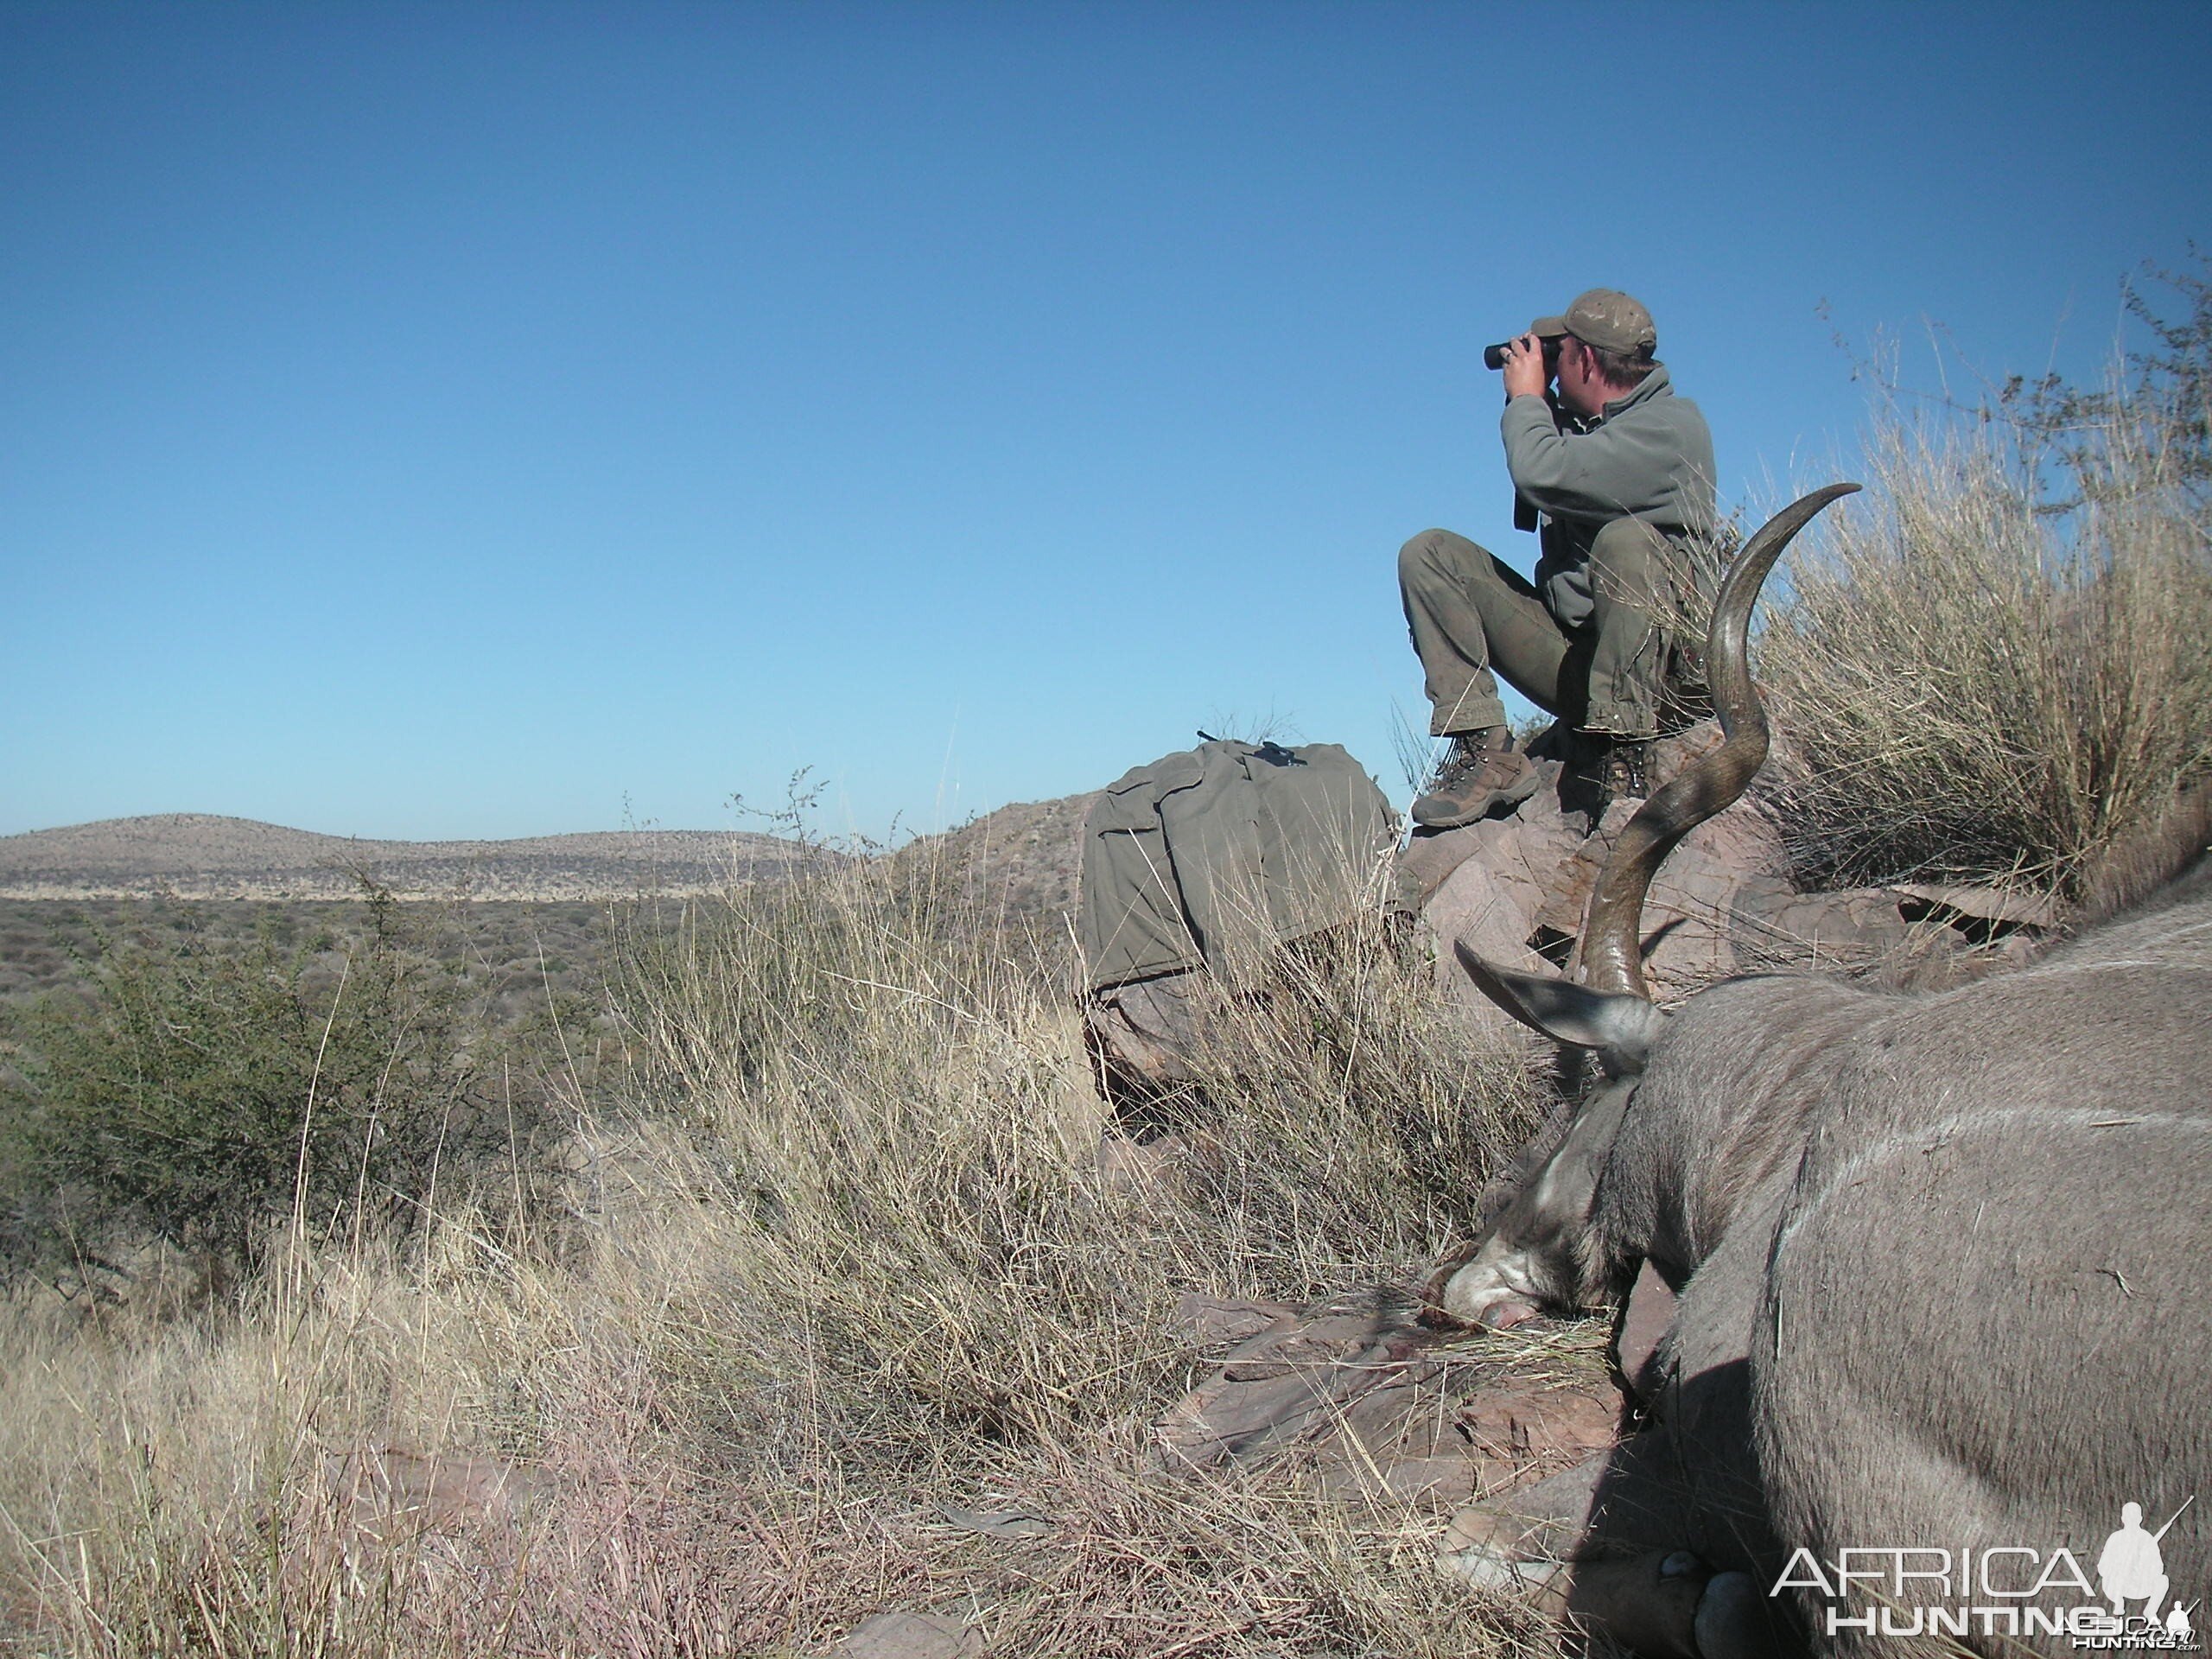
[
  {"xmin": 1399, "ymin": 527, "xmax": 1497, "ymax": 603},
  {"xmin": 1588, "ymin": 518, "xmax": 1673, "ymax": 615},
  {"xmin": 1399, "ymin": 527, "xmax": 1459, "ymax": 587},
  {"xmin": 1588, "ymin": 517, "xmax": 1666, "ymax": 582}
]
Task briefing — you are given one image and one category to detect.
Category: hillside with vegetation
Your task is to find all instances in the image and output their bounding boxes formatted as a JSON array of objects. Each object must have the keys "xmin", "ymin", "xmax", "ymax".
[{"xmin": 0, "ymin": 814, "xmax": 830, "ymax": 901}]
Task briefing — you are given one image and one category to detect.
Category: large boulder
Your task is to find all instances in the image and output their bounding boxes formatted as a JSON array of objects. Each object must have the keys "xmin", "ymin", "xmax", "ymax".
[
  {"xmin": 1408, "ymin": 721, "xmax": 2047, "ymax": 1004},
  {"xmin": 1411, "ymin": 723, "xmax": 1796, "ymax": 1006}
]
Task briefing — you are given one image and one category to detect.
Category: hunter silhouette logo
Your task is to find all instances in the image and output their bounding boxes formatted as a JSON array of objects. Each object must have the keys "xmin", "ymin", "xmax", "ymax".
[
  {"xmin": 2101, "ymin": 1503, "xmax": 2175, "ymax": 1623},
  {"xmin": 1771, "ymin": 1498, "xmax": 2200, "ymax": 1647}
]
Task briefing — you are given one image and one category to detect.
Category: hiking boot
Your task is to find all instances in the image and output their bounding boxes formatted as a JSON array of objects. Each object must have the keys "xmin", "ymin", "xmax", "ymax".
[{"xmin": 1412, "ymin": 728, "xmax": 1539, "ymax": 830}]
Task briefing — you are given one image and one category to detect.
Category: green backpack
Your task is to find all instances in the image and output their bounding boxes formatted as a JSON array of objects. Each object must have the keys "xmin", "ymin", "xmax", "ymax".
[
  {"xmin": 1077, "ymin": 738, "xmax": 1406, "ymax": 1109},
  {"xmin": 1078, "ymin": 737, "xmax": 1404, "ymax": 992}
]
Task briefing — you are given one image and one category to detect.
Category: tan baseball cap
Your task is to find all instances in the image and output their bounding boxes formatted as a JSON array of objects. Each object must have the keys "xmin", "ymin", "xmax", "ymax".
[{"xmin": 1530, "ymin": 289, "xmax": 1657, "ymax": 356}]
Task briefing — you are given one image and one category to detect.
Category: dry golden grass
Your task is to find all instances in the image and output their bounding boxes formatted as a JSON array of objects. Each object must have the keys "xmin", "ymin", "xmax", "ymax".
[
  {"xmin": 0, "ymin": 838, "xmax": 1553, "ymax": 1657},
  {"xmin": 1760, "ymin": 368, "xmax": 2212, "ymax": 897}
]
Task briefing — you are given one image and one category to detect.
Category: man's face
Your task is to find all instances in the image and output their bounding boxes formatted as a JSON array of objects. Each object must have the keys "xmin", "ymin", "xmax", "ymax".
[{"xmin": 1554, "ymin": 335, "xmax": 1606, "ymax": 416}]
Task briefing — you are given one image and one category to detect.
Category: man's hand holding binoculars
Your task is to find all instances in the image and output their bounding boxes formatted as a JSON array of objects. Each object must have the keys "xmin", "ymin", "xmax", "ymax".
[{"xmin": 1498, "ymin": 332, "xmax": 1552, "ymax": 401}]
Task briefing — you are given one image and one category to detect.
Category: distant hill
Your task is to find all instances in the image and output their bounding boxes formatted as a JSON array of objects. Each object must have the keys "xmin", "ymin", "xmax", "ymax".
[
  {"xmin": 0, "ymin": 813, "xmax": 830, "ymax": 901},
  {"xmin": 898, "ymin": 791, "xmax": 1101, "ymax": 927}
]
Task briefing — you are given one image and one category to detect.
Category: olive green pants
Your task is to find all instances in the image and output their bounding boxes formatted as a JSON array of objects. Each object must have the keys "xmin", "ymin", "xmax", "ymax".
[{"xmin": 1398, "ymin": 518, "xmax": 1688, "ymax": 739}]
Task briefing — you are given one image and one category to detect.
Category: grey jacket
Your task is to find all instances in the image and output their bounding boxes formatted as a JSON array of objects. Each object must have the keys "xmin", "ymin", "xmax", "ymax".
[{"xmin": 1499, "ymin": 365, "xmax": 1717, "ymax": 628}]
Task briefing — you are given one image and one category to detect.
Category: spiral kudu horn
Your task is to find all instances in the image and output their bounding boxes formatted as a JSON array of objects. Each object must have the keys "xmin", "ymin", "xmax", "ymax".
[{"xmin": 1576, "ymin": 483, "xmax": 1862, "ymax": 999}]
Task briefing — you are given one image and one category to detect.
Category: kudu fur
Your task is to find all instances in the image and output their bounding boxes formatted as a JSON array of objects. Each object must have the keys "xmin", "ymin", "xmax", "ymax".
[{"xmin": 1437, "ymin": 485, "xmax": 2212, "ymax": 1656}]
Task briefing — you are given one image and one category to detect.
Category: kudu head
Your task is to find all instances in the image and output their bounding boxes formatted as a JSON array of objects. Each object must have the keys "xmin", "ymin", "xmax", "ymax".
[{"xmin": 1434, "ymin": 484, "xmax": 1860, "ymax": 1329}]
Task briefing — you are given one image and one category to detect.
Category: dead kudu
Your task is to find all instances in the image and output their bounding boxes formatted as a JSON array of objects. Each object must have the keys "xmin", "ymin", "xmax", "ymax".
[{"xmin": 1434, "ymin": 486, "xmax": 2212, "ymax": 1657}]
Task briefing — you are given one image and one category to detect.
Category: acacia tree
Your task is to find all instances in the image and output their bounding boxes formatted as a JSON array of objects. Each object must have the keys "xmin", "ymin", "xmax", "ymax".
[{"xmin": 1997, "ymin": 249, "xmax": 2212, "ymax": 515}]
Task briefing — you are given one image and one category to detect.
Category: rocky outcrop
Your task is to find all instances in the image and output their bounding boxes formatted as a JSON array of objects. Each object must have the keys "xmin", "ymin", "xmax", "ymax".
[
  {"xmin": 1150, "ymin": 1290, "xmax": 1620, "ymax": 1511},
  {"xmin": 1409, "ymin": 721, "xmax": 2047, "ymax": 1009}
]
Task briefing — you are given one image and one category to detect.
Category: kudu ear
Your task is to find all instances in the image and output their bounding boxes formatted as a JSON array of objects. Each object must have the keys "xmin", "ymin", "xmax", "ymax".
[{"xmin": 1454, "ymin": 940, "xmax": 1666, "ymax": 1070}]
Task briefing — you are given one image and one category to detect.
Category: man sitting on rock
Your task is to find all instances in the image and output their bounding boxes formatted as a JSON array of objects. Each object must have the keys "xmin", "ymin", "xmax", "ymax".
[{"xmin": 1399, "ymin": 289, "xmax": 1719, "ymax": 828}]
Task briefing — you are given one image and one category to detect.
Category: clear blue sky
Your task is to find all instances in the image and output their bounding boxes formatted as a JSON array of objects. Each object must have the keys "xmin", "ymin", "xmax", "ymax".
[{"xmin": 5, "ymin": 3, "xmax": 2208, "ymax": 842}]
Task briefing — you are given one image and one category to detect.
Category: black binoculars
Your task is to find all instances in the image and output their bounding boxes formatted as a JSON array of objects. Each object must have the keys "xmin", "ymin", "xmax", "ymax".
[{"xmin": 1483, "ymin": 335, "xmax": 1562, "ymax": 373}]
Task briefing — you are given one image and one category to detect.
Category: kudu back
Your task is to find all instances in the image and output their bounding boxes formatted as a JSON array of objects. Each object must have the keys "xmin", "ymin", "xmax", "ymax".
[{"xmin": 1440, "ymin": 485, "xmax": 2212, "ymax": 1656}]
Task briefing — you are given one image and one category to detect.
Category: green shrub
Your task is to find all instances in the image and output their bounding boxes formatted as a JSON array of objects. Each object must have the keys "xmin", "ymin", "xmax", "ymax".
[{"xmin": 0, "ymin": 893, "xmax": 549, "ymax": 1297}]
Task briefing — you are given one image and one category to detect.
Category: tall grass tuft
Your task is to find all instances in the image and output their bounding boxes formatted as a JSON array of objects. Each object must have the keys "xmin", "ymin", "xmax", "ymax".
[
  {"xmin": 1147, "ymin": 917, "xmax": 1547, "ymax": 1302},
  {"xmin": 1758, "ymin": 329, "xmax": 2212, "ymax": 897},
  {"xmin": 596, "ymin": 836, "xmax": 1541, "ymax": 1472}
]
